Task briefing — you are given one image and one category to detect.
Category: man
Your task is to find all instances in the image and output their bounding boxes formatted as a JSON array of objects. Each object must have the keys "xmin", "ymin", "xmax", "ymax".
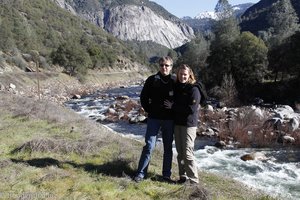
[{"xmin": 134, "ymin": 56, "xmax": 175, "ymax": 183}]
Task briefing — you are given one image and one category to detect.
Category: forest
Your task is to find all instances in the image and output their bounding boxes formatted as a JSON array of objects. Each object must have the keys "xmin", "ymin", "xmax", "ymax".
[{"xmin": 176, "ymin": 0, "xmax": 300, "ymax": 106}]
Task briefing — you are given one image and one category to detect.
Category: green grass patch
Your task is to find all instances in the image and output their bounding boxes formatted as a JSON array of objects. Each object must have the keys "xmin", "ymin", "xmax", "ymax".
[{"xmin": 0, "ymin": 94, "xmax": 275, "ymax": 200}]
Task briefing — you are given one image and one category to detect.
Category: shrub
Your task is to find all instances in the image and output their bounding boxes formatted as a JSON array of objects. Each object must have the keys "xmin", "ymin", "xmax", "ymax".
[{"xmin": 8, "ymin": 55, "xmax": 28, "ymax": 70}]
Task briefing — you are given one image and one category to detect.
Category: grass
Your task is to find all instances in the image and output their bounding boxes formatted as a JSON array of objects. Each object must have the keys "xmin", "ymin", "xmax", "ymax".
[{"xmin": 0, "ymin": 88, "xmax": 275, "ymax": 200}]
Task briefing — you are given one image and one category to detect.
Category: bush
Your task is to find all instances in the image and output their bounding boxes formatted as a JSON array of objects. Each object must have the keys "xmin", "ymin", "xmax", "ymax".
[
  {"xmin": 6, "ymin": 55, "xmax": 28, "ymax": 70},
  {"xmin": 51, "ymin": 42, "xmax": 91, "ymax": 76}
]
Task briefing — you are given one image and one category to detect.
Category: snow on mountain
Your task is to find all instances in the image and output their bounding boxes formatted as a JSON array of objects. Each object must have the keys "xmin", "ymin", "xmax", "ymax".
[
  {"xmin": 195, "ymin": 11, "xmax": 217, "ymax": 20},
  {"xmin": 193, "ymin": 3, "xmax": 254, "ymax": 20}
]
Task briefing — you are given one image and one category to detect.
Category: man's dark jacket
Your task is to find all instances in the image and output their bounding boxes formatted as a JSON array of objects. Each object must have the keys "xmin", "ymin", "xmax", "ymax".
[{"xmin": 140, "ymin": 72, "xmax": 174, "ymax": 120}]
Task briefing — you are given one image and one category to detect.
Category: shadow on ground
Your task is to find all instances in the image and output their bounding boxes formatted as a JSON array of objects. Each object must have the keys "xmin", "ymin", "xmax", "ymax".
[{"xmin": 11, "ymin": 157, "xmax": 136, "ymax": 178}]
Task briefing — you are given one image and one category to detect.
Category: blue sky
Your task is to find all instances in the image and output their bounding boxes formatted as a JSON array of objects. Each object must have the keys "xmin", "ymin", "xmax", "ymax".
[{"xmin": 150, "ymin": 0, "xmax": 260, "ymax": 18}]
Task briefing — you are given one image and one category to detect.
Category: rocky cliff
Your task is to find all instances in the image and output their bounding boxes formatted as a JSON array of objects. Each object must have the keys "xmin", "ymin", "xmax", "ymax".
[{"xmin": 52, "ymin": 0, "xmax": 194, "ymax": 49}]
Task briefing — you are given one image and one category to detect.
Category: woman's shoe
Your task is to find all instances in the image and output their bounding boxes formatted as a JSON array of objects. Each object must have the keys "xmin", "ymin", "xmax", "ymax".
[{"xmin": 176, "ymin": 177, "xmax": 187, "ymax": 184}]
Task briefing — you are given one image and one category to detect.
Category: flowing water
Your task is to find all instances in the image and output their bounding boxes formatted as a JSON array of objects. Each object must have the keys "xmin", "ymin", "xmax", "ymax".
[
  {"xmin": 65, "ymin": 85, "xmax": 300, "ymax": 200},
  {"xmin": 195, "ymin": 146, "xmax": 300, "ymax": 199}
]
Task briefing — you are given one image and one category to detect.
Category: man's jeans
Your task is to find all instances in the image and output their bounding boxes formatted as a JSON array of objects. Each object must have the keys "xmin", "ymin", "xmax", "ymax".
[{"xmin": 136, "ymin": 118, "xmax": 174, "ymax": 179}]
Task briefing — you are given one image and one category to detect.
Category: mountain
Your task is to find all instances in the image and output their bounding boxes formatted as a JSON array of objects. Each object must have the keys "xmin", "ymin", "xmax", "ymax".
[
  {"xmin": 232, "ymin": 3, "xmax": 256, "ymax": 18},
  {"xmin": 182, "ymin": 3, "xmax": 254, "ymax": 33},
  {"xmin": 195, "ymin": 11, "xmax": 217, "ymax": 20},
  {"xmin": 52, "ymin": 0, "xmax": 195, "ymax": 49},
  {"xmin": 240, "ymin": 0, "xmax": 300, "ymax": 35},
  {"xmin": 0, "ymin": 0, "xmax": 152, "ymax": 75}
]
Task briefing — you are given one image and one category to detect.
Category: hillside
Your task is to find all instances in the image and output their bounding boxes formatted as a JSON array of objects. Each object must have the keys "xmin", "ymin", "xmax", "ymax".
[
  {"xmin": 240, "ymin": 0, "xmax": 300, "ymax": 34},
  {"xmin": 0, "ymin": 0, "xmax": 148, "ymax": 77}
]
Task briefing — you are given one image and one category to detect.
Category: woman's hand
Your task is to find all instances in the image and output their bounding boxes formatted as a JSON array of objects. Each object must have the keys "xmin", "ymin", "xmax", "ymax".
[{"xmin": 164, "ymin": 100, "xmax": 173, "ymax": 109}]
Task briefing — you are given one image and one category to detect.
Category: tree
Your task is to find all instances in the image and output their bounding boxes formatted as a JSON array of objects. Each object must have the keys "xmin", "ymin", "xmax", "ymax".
[
  {"xmin": 266, "ymin": 0, "xmax": 299, "ymax": 82},
  {"xmin": 230, "ymin": 32, "xmax": 268, "ymax": 89},
  {"xmin": 282, "ymin": 31, "xmax": 300, "ymax": 79},
  {"xmin": 176, "ymin": 34, "xmax": 209, "ymax": 77},
  {"xmin": 220, "ymin": 73, "xmax": 238, "ymax": 106},
  {"xmin": 213, "ymin": 0, "xmax": 240, "ymax": 46},
  {"xmin": 51, "ymin": 42, "xmax": 91, "ymax": 77},
  {"xmin": 0, "ymin": 18, "xmax": 15, "ymax": 51},
  {"xmin": 206, "ymin": 0, "xmax": 240, "ymax": 86},
  {"xmin": 87, "ymin": 45, "xmax": 103, "ymax": 69},
  {"xmin": 215, "ymin": 0, "xmax": 233, "ymax": 20},
  {"xmin": 266, "ymin": 0, "xmax": 299, "ymax": 47}
]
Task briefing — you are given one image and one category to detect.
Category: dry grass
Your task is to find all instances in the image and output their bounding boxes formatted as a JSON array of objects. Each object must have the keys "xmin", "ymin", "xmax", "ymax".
[
  {"xmin": 200, "ymin": 106, "xmax": 300, "ymax": 148},
  {"xmin": 10, "ymin": 137, "xmax": 111, "ymax": 155}
]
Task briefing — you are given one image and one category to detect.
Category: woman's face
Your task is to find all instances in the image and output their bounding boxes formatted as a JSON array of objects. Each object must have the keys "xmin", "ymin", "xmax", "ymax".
[{"xmin": 178, "ymin": 68, "xmax": 189, "ymax": 83}]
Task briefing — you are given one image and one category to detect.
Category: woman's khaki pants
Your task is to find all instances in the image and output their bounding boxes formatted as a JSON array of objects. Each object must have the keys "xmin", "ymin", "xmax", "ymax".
[{"xmin": 174, "ymin": 125, "xmax": 199, "ymax": 183}]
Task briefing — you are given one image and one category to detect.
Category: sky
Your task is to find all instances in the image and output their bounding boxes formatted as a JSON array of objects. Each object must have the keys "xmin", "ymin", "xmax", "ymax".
[{"xmin": 150, "ymin": 0, "xmax": 260, "ymax": 18}]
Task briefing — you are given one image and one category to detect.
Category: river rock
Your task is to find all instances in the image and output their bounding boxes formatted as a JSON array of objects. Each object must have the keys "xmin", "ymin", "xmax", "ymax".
[
  {"xmin": 240, "ymin": 152, "xmax": 268, "ymax": 161},
  {"xmin": 283, "ymin": 135, "xmax": 295, "ymax": 143},
  {"xmin": 206, "ymin": 105, "xmax": 214, "ymax": 112},
  {"xmin": 214, "ymin": 140, "xmax": 226, "ymax": 149},
  {"xmin": 9, "ymin": 83, "xmax": 16, "ymax": 89},
  {"xmin": 288, "ymin": 117, "xmax": 299, "ymax": 132}
]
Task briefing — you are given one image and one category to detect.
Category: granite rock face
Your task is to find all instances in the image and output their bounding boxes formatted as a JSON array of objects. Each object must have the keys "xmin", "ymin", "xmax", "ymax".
[{"xmin": 52, "ymin": 0, "xmax": 194, "ymax": 48}]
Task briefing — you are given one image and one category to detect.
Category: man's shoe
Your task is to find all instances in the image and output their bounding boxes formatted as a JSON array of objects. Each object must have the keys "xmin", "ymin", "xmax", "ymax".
[{"xmin": 133, "ymin": 176, "xmax": 143, "ymax": 183}]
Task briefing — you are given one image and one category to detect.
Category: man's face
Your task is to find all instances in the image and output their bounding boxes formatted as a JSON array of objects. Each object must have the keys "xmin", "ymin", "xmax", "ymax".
[{"xmin": 159, "ymin": 61, "xmax": 172, "ymax": 76}]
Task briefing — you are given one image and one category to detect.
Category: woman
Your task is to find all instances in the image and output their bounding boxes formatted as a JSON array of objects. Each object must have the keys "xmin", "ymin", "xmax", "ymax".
[{"xmin": 164, "ymin": 64, "xmax": 200, "ymax": 185}]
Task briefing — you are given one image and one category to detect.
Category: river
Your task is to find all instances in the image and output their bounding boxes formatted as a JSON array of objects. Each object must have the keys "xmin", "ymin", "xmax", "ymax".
[{"xmin": 65, "ymin": 85, "xmax": 300, "ymax": 200}]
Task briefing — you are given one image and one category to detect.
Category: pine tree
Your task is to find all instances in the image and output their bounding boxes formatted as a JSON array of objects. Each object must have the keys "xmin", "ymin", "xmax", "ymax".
[
  {"xmin": 213, "ymin": 0, "xmax": 240, "ymax": 45},
  {"xmin": 206, "ymin": 0, "xmax": 240, "ymax": 86},
  {"xmin": 176, "ymin": 33, "xmax": 209, "ymax": 76},
  {"xmin": 267, "ymin": 0, "xmax": 300, "ymax": 82},
  {"xmin": 267, "ymin": 0, "xmax": 299, "ymax": 47},
  {"xmin": 215, "ymin": 0, "xmax": 233, "ymax": 20}
]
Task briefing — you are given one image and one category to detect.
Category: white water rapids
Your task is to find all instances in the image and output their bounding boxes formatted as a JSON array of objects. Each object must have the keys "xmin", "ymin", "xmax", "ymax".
[{"xmin": 65, "ymin": 85, "xmax": 300, "ymax": 200}]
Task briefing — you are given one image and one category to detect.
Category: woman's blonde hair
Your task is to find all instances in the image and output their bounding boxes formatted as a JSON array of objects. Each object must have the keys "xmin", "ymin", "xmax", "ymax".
[{"xmin": 176, "ymin": 64, "xmax": 196, "ymax": 84}]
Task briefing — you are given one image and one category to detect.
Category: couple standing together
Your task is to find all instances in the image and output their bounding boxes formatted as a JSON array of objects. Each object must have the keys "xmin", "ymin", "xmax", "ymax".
[{"xmin": 134, "ymin": 56, "xmax": 201, "ymax": 185}]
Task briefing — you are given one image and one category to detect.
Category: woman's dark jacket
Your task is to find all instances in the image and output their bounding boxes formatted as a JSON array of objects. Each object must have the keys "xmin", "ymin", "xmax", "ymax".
[
  {"xmin": 140, "ymin": 72, "xmax": 175, "ymax": 120},
  {"xmin": 172, "ymin": 82, "xmax": 201, "ymax": 127}
]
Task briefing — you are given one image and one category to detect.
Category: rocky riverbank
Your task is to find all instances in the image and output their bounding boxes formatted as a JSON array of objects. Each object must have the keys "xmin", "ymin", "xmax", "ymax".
[
  {"xmin": 66, "ymin": 84, "xmax": 300, "ymax": 150},
  {"xmin": 1, "ymin": 68, "xmax": 300, "ymax": 149}
]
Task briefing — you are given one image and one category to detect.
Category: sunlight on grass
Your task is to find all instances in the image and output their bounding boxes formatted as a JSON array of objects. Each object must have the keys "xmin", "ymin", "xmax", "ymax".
[{"xmin": 0, "ymin": 98, "xmax": 276, "ymax": 200}]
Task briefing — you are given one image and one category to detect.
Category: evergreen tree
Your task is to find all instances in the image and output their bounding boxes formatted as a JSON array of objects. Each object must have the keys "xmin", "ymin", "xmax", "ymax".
[
  {"xmin": 267, "ymin": 0, "xmax": 299, "ymax": 47},
  {"xmin": 213, "ymin": 0, "xmax": 240, "ymax": 45},
  {"xmin": 215, "ymin": 0, "xmax": 233, "ymax": 20},
  {"xmin": 267, "ymin": 0, "xmax": 299, "ymax": 81},
  {"xmin": 0, "ymin": 18, "xmax": 15, "ymax": 51},
  {"xmin": 206, "ymin": 0, "xmax": 240, "ymax": 86},
  {"xmin": 176, "ymin": 34, "xmax": 209, "ymax": 77},
  {"xmin": 282, "ymin": 31, "xmax": 300, "ymax": 79}
]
